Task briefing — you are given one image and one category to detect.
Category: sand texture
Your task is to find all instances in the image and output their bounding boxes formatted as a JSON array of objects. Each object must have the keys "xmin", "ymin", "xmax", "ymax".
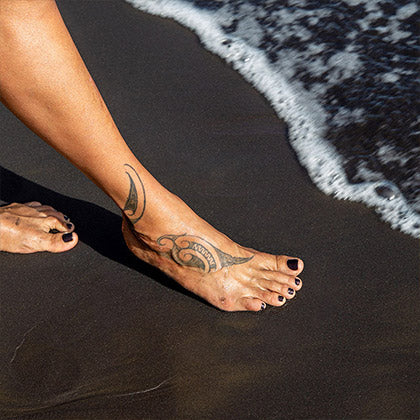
[{"xmin": 0, "ymin": 1, "xmax": 418, "ymax": 418}]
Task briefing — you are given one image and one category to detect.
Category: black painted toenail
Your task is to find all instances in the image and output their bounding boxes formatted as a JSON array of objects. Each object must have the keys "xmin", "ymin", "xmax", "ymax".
[
  {"xmin": 66, "ymin": 223, "xmax": 73, "ymax": 229},
  {"xmin": 278, "ymin": 296, "xmax": 284, "ymax": 302},
  {"xmin": 62, "ymin": 233, "xmax": 73, "ymax": 242},
  {"xmin": 261, "ymin": 302, "xmax": 266, "ymax": 310},
  {"xmin": 295, "ymin": 278, "xmax": 301, "ymax": 286},
  {"xmin": 63, "ymin": 215, "xmax": 69, "ymax": 221},
  {"xmin": 287, "ymin": 259, "xmax": 298, "ymax": 270},
  {"xmin": 288, "ymin": 288, "xmax": 294, "ymax": 295}
]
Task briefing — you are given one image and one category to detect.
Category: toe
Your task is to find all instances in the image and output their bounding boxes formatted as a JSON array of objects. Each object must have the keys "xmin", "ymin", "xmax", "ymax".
[
  {"xmin": 294, "ymin": 276, "xmax": 303, "ymax": 290},
  {"xmin": 256, "ymin": 279, "xmax": 297, "ymax": 301},
  {"xmin": 24, "ymin": 201, "xmax": 42, "ymax": 207},
  {"xmin": 284, "ymin": 286, "xmax": 296, "ymax": 299},
  {"xmin": 41, "ymin": 210, "xmax": 74, "ymax": 230},
  {"xmin": 40, "ymin": 231, "xmax": 78, "ymax": 253},
  {"xmin": 262, "ymin": 271, "xmax": 301, "ymax": 291},
  {"xmin": 42, "ymin": 216, "xmax": 74, "ymax": 233},
  {"xmin": 275, "ymin": 255, "xmax": 304, "ymax": 275},
  {"xmin": 241, "ymin": 298, "xmax": 267, "ymax": 312},
  {"xmin": 253, "ymin": 288, "xmax": 288, "ymax": 307},
  {"xmin": 34, "ymin": 205, "xmax": 56, "ymax": 214}
]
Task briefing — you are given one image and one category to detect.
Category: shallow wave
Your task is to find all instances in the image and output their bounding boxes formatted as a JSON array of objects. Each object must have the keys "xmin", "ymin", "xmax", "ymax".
[{"xmin": 127, "ymin": 0, "xmax": 419, "ymax": 237}]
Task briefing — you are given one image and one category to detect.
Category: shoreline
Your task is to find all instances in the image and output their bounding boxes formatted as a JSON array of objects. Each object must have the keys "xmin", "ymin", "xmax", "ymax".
[{"xmin": 127, "ymin": 0, "xmax": 420, "ymax": 238}]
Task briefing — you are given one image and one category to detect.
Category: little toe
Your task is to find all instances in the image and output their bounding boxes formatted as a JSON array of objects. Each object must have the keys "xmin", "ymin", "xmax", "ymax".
[{"xmin": 242, "ymin": 298, "xmax": 267, "ymax": 312}]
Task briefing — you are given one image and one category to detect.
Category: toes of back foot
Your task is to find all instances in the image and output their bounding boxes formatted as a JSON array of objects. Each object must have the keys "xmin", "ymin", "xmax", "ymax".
[{"xmin": 46, "ymin": 232, "xmax": 78, "ymax": 253}]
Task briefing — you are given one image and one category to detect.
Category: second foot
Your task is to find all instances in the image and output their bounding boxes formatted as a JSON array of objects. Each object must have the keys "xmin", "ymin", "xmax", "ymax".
[{"xmin": 0, "ymin": 202, "xmax": 78, "ymax": 253}]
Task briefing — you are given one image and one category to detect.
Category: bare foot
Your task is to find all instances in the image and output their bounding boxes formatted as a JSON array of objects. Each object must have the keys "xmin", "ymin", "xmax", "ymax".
[
  {"xmin": 0, "ymin": 202, "xmax": 78, "ymax": 253},
  {"xmin": 122, "ymin": 192, "xmax": 303, "ymax": 312}
]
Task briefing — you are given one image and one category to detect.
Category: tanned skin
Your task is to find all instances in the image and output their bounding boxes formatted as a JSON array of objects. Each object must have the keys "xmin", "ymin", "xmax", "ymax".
[{"xmin": 0, "ymin": 0, "xmax": 303, "ymax": 311}]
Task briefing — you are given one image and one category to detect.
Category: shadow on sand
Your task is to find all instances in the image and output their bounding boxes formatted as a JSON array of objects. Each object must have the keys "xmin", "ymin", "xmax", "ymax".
[{"xmin": 0, "ymin": 165, "xmax": 201, "ymax": 302}]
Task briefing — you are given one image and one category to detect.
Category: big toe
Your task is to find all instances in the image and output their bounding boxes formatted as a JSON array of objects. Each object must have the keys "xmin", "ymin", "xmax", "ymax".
[
  {"xmin": 41, "ymin": 231, "xmax": 79, "ymax": 253},
  {"xmin": 276, "ymin": 255, "xmax": 304, "ymax": 275}
]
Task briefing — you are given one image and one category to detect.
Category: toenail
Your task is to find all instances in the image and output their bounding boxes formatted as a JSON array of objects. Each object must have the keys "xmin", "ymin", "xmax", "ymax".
[
  {"xmin": 278, "ymin": 296, "xmax": 284, "ymax": 302},
  {"xmin": 62, "ymin": 233, "xmax": 73, "ymax": 242},
  {"xmin": 261, "ymin": 302, "xmax": 266, "ymax": 310},
  {"xmin": 63, "ymin": 215, "xmax": 69, "ymax": 221},
  {"xmin": 66, "ymin": 223, "xmax": 73, "ymax": 229},
  {"xmin": 288, "ymin": 288, "xmax": 294, "ymax": 295},
  {"xmin": 295, "ymin": 278, "xmax": 301, "ymax": 286},
  {"xmin": 287, "ymin": 259, "xmax": 299, "ymax": 270}
]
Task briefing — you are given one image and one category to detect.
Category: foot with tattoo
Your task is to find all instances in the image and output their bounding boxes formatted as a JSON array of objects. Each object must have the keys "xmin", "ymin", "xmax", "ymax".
[
  {"xmin": 0, "ymin": 202, "xmax": 78, "ymax": 253},
  {"xmin": 121, "ymin": 164, "xmax": 304, "ymax": 312}
]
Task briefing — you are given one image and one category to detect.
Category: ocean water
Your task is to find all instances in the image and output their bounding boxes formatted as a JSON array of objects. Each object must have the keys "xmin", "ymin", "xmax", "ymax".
[{"xmin": 128, "ymin": 0, "xmax": 419, "ymax": 237}]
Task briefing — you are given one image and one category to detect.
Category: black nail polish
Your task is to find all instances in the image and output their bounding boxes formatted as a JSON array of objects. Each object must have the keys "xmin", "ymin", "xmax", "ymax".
[
  {"xmin": 288, "ymin": 288, "xmax": 294, "ymax": 295},
  {"xmin": 261, "ymin": 302, "xmax": 266, "ymax": 310},
  {"xmin": 66, "ymin": 223, "xmax": 73, "ymax": 229},
  {"xmin": 287, "ymin": 259, "xmax": 298, "ymax": 270},
  {"xmin": 295, "ymin": 278, "xmax": 301, "ymax": 286},
  {"xmin": 62, "ymin": 233, "xmax": 73, "ymax": 243},
  {"xmin": 278, "ymin": 296, "xmax": 284, "ymax": 302},
  {"xmin": 63, "ymin": 215, "xmax": 69, "ymax": 221}
]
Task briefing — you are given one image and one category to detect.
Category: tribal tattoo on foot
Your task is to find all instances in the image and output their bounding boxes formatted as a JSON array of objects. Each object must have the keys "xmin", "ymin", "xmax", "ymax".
[
  {"xmin": 123, "ymin": 164, "xmax": 146, "ymax": 224},
  {"xmin": 157, "ymin": 234, "xmax": 254, "ymax": 273},
  {"xmin": 122, "ymin": 164, "xmax": 252, "ymax": 273}
]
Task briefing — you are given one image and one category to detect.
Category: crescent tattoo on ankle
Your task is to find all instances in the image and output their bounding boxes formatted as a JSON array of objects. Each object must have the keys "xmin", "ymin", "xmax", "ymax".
[{"xmin": 123, "ymin": 164, "xmax": 146, "ymax": 224}]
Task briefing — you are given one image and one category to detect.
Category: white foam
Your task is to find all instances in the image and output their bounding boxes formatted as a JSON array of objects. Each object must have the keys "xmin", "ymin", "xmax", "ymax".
[
  {"xmin": 126, "ymin": 0, "xmax": 420, "ymax": 238},
  {"xmin": 326, "ymin": 51, "xmax": 362, "ymax": 83},
  {"xmin": 381, "ymin": 72, "xmax": 400, "ymax": 83},
  {"xmin": 396, "ymin": 3, "xmax": 418, "ymax": 19}
]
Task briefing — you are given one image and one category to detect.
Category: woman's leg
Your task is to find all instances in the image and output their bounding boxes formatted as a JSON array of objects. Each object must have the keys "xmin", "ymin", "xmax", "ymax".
[{"xmin": 0, "ymin": 0, "xmax": 303, "ymax": 311}]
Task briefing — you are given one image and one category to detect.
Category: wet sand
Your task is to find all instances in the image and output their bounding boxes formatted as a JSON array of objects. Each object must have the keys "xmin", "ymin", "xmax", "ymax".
[{"xmin": 0, "ymin": 1, "xmax": 418, "ymax": 418}]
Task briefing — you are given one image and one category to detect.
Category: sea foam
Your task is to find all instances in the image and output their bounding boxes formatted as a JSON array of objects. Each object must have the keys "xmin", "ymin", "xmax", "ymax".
[{"xmin": 127, "ymin": 0, "xmax": 420, "ymax": 238}]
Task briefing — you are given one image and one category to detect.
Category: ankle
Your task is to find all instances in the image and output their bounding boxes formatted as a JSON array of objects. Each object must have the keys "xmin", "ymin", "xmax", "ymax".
[{"xmin": 123, "ymin": 192, "xmax": 194, "ymax": 235}]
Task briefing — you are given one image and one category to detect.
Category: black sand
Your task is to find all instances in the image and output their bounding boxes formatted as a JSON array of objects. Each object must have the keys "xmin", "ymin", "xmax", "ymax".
[{"xmin": 0, "ymin": 1, "xmax": 418, "ymax": 418}]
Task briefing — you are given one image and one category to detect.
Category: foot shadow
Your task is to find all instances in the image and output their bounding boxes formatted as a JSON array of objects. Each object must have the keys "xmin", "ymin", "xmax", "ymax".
[{"xmin": 0, "ymin": 166, "xmax": 203, "ymax": 303}]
